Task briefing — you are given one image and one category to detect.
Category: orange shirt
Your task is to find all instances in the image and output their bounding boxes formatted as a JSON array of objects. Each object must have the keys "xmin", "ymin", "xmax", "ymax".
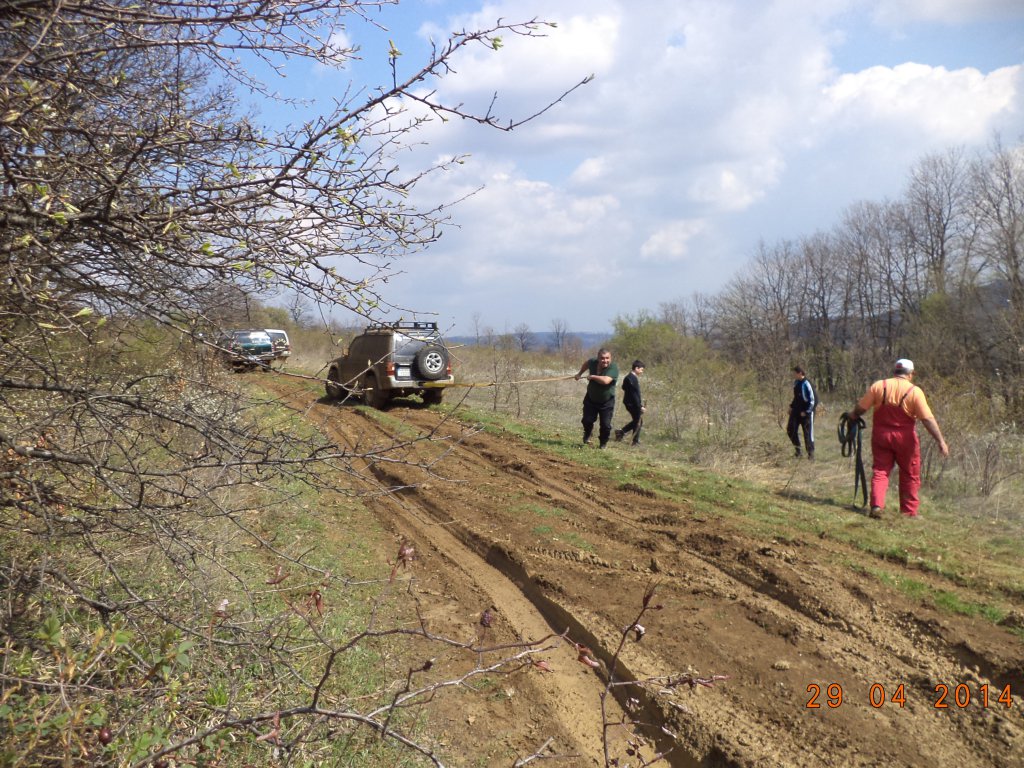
[{"xmin": 857, "ymin": 376, "xmax": 934, "ymax": 421}]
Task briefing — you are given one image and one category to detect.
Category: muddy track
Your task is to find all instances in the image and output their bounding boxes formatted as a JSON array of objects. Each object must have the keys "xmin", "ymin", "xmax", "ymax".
[{"xmin": 262, "ymin": 379, "xmax": 1024, "ymax": 767}]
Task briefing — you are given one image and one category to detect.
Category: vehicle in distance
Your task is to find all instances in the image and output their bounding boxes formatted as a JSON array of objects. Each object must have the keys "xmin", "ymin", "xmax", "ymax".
[
  {"xmin": 216, "ymin": 329, "xmax": 276, "ymax": 371},
  {"xmin": 325, "ymin": 321, "xmax": 453, "ymax": 408},
  {"xmin": 266, "ymin": 328, "xmax": 291, "ymax": 364}
]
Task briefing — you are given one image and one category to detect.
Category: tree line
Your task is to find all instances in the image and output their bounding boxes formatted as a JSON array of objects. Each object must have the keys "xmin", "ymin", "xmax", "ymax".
[{"xmin": 635, "ymin": 142, "xmax": 1024, "ymax": 422}]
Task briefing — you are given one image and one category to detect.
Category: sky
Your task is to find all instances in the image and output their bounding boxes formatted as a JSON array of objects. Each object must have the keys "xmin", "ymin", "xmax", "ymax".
[{"xmin": 271, "ymin": 0, "xmax": 1024, "ymax": 336}]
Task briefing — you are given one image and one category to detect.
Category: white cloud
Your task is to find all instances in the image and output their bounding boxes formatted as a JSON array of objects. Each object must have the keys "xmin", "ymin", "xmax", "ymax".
[
  {"xmin": 821, "ymin": 63, "xmax": 1020, "ymax": 143},
  {"xmin": 639, "ymin": 219, "xmax": 707, "ymax": 262},
  {"xmin": 314, "ymin": 0, "xmax": 1024, "ymax": 332},
  {"xmin": 687, "ymin": 157, "xmax": 787, "ymax": 210},
  {"xmin": 418, "ymin": 7, "xmax": 621, "ymax": 96},
  {"xmin": 570, "ymin": 156, "xmax": 608, "ymax": 184}
]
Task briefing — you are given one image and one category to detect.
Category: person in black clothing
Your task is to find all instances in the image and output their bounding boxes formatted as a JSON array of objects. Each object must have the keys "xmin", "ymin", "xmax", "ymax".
[
  {"xmin": 787, "ymin": 366, "xmax": 816, "ymax": 459},
  {"xmin": 615, "ymin": 360, "xmax": 645, "ymax": 445},
  {"xmin": 574, "ymin": 348, "xmax": 619, "ymax": 448}
]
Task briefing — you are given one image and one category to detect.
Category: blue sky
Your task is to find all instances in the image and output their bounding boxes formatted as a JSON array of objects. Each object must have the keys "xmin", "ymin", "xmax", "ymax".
[{"xmin": 263, "ymin": 0, "xmax": 1024, "ymax": 335}]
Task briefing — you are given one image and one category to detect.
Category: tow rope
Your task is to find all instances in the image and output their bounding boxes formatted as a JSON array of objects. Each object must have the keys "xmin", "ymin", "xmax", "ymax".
[
  {"xmin": 421, "ymin": 374, "xmax": 575, "ymax": 389},
  {"xmin": 838, "ymin": 413, "xmax": 868, "ymax": 508}
]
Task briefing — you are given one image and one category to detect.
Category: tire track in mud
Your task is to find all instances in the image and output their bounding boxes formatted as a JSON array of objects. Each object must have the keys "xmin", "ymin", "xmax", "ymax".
[
  {"xmin": 259, "ymin": 379, "xmax": 1024, "ymax": 768},
  {"xmin": 259, "ymin": 384, "xmax": 657, "ymax": 766}
]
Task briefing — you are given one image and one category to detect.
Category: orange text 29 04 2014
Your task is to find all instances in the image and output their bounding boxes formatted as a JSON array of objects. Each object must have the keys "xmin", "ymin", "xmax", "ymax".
[{"xmin": 805, "ymin": 682, "xmax": 1014, "ymax": 710}]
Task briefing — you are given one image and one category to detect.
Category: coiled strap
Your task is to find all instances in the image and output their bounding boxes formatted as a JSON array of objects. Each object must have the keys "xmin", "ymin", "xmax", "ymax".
[{"xmin": 838, "ymin": 413, "xmax": 868, "ymax": 508}]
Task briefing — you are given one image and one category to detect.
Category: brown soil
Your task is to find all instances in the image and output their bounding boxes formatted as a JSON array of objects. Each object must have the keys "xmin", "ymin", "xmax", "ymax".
[{"xmin": 265, "ymin": 379, "xmax": 1024, "ymax": 768}]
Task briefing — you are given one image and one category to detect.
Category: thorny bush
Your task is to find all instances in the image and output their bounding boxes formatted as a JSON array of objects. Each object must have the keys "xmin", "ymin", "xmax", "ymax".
[{"xmin": 1, "ymin": 1, "xmax": 591, "ymax": 764}]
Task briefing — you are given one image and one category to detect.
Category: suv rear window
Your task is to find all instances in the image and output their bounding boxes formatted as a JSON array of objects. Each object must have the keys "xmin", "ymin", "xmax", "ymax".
[{"xmin": 392, "ymin": 332, "xmax": 430, "ymax": 356}]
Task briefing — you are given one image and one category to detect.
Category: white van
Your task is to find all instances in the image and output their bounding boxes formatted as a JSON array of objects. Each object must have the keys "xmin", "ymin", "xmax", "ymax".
[{"xmin": 265, "ymin": 329, "xmax": 291, "ymax": 362}]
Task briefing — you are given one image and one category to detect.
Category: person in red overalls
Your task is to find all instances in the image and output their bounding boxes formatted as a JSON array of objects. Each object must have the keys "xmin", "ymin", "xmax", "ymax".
[{"xmin": 846, "ymin": 359, "xmax": 949, "ymax": 519}]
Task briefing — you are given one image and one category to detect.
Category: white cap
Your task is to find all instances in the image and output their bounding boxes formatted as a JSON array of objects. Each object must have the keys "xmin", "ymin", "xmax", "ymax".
[{"xmin": 895, "ymin": 358, "xmax": 914, "ymax": 373}]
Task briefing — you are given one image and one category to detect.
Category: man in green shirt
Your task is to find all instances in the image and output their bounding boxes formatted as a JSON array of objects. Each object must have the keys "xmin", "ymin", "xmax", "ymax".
[{"xmin": 574, "ymin": 348, "xmax": 619, "ymax": 448}]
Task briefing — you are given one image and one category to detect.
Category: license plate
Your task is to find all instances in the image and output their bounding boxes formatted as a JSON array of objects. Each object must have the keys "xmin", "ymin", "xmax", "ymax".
[{"xmin": 396, "ymin": 365, "xmax": 411, "ymax": 378}]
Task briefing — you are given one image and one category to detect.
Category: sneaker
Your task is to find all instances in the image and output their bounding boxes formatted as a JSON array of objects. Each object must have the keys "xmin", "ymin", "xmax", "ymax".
[
  {"xmin": 614, "ymin": 429, "xmax": 624, "ymax": 442},
  {"xmin": 582, "ymin": 438, "xmax": 591, "ymax": 446},
  {"xmin": 598, "ymin": 442, "xmax": 607, "ymax": 450},
  {"xmin": 807, "ymin": 452, "xmax": 814, "ymax": 461},
  {"xmin": 869, "ymin": 506, "xmax": 883, "ymax": 519},
  {"xmin": 794, "ymin": 448, "xmax": 802, "ymax": 458}
]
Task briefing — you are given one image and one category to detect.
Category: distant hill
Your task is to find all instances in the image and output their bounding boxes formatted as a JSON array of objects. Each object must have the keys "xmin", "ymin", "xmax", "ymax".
[{"xmin": 448, "ymin": 331, "xmax": 612, "ymax": 351}]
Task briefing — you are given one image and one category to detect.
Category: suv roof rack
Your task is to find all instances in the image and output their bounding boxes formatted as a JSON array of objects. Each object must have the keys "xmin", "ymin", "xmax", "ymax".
[{"xmin": 365, "ymin": 321, "xmax": 439, "ymax": 331}]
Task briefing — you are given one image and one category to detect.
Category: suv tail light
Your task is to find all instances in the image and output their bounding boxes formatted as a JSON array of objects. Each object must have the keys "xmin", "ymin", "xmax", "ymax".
[{"xmin": 386, "ymin": 361, "xmax": 395, "ymax": 376}]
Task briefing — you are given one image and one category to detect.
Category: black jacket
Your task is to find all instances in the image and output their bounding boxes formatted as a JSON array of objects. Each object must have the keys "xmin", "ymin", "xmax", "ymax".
[
  {"xmin": 622, "ymin": 371, "xmax": 642, "ymax": 412},
  {"xmin": 790, "ymin": 377, "xmax": 816, "ymax": 412}
]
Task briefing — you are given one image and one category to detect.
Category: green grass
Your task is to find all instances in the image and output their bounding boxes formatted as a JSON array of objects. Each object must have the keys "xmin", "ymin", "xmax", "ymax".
[
  {"xmin": 3, "ymin": 382, "xmax": 440, "ymax": 768},
  {"xmin": 865, "ymin": 566, "xmax": 1007, "ymax": 622},
  {"xmin": 562, "ymin": 532, "xmax": 596, "ymax": 552},
  {"xmin": 516, "ymin": 502, "xmax": 568, "ymax": 520}
]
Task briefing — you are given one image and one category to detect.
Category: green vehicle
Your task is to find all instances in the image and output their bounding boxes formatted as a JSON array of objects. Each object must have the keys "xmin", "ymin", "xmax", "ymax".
[{"xmin": 216, "ymin": 329, "xmax": 276, "ymax": 371}]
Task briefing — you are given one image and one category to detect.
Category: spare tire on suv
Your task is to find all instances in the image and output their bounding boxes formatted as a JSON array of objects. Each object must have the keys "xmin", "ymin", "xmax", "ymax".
[
  {"xmin": 414, "ymin": 345, "xmax": 448, "ymax": 380},
  {"xmin": 324, "ymin": 321, "xmax": 455, "ymax": 408}
]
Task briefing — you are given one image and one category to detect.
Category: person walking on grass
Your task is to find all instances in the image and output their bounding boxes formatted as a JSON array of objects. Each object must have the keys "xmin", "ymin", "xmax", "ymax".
[
  {"xmin": 787, "ymin": 366, "xmax": 817, "ymax": 459},
  {"xmin": 574, "ymin": 348, "xmax": 619, "ymax": 448},
  {"xmin": 846, "ymin": 358, "xmax": 949, "ymax": 519},
  {"xmin": 615, "ymin": 360, "xmax": 645, "ymax": 446}
]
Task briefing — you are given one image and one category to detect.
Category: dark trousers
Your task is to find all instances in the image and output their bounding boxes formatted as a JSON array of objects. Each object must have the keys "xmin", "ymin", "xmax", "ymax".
[
  {"xmin": 582, "ymin": 397, "xmax": 615, "ymax": 445},
  {"xmin": 619, "ymin": 405, "xmax": 643, "ymax": 444},
  {"xmin": 787, "ymin": 409, "xmax": 814, "ymax": 456}
]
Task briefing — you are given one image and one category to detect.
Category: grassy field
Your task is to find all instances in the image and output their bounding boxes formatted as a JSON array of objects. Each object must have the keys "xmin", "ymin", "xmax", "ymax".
[
  {"xmin": 12, "ymin": 344, "xmax": 1019, "ymax": 767},
  {"xmin": 289, "ymin": 340, "xmax": 1024, "ymax": 618},
  {"xmin": 433, "ymin": 347, "xmax": 1024, "ymax": 627},
  {"xmin": 1, "ymin": 387, "xmax": 433, "ymax": 767}
]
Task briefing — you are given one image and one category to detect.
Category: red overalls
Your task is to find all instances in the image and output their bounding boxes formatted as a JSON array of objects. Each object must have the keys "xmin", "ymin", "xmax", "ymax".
[{"xmin": 870, "ymin": 380, "xmax": 921, "ymax": 516}]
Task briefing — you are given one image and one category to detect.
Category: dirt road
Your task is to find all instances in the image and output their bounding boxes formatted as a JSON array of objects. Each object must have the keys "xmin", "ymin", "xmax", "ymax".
[{"xmin": 266, "ymin": 379, "xmax": 1024, "ymax": 767}]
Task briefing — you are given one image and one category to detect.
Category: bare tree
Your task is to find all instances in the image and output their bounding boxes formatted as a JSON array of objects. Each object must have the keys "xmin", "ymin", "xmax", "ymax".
[
  {"xmin": 513, "ymin": 322, "xmax": 535, "ymax": 352},
  {"xmin": 797, "ymin": 231, "xmax": 850, "ymax": 392},
  {"xmin": 902, "ymin": 147, "xmax": 974, "ymax": 297},
  {"xmin": 0, "ymin": 3, "xmax": 591, "ymax": 764},
  {"xmin": 969, "ymin": 141, "xmax": 1024, "ymax": 414},
  {"xmin": 550, "ymin": 317, "xmax": 570, "ymax": 352},
  {"xmin": 472, "ymin": 311, "xmax": 485, "ymax": 345},
  {"xmin": 286, "ymin": 290, "xmax": 313, "ymax": 327},
  {"xmin": 658, "ymin": 292, "xmax": 717, "ymax": 342},
  {"xmin": 712, "ymin": 239, "xmax": 804, "ymax": 389}
]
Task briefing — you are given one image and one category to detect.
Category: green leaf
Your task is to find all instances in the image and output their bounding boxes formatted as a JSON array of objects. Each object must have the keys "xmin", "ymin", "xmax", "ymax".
[{"xmin": 36, "ymin": 615, "xmax": 63, "ymax": 647}]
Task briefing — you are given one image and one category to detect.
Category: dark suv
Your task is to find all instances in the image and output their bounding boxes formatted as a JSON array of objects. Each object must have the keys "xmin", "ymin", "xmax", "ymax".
[{"xmin": 325, "ymin": 321, "xmax": 454, "ymax": 408}]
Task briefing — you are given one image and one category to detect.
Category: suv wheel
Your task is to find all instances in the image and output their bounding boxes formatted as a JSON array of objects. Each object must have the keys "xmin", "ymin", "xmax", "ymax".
[
  {"xmin": 415, "ymin": 345, "xmax": 448, "ymax": 381},
  {"xmin": 362, "ymin": 372, "xmax": 389, "ymax": 409},
  {"xmin": 325, "ymin": 367, "xmax": 343, "ymax": 400}
]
